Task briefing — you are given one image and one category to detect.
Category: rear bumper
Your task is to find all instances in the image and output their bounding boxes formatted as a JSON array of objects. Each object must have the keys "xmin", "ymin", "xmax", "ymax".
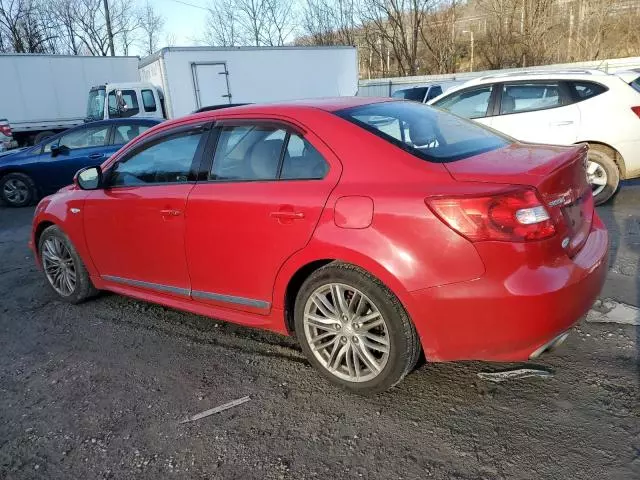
[{"xmin": 409, "ymin": 214, "xmax": 609, "ymax": 362}]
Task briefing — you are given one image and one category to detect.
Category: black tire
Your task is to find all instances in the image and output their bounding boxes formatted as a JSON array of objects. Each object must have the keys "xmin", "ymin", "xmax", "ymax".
[
  {"xmin": 33, "ymin": 130, "xmax": 55, "ymax": 145},
  {"xmin": 588, "ymin": 146, "xmax": 619, "ymax": 206},
  {"xmin": 0, "ymin": 172, "xmax": 37, "ymax": 207},
  {"xmin": 294, "ymin": 262, "xmax": 420, "ymax": 395},
  {"xmin": 38, "ymin": 225, "xmax": 98, "ymax": 304}
]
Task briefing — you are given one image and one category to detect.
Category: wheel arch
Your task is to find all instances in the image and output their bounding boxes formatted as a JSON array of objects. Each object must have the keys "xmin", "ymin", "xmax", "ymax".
[
  {"xmin": 33, "ymin": 220, "xmax": 56, "ymax": 255},
  {"xmin": 578, "ymin": 140, "xmax": 626, "ymax": 179}
]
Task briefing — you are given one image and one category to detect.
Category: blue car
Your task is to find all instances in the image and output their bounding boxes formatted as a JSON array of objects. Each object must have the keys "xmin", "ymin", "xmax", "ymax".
[{"xmin": 0, "ymin": 118, "xmax": 161, "ymax": 207}]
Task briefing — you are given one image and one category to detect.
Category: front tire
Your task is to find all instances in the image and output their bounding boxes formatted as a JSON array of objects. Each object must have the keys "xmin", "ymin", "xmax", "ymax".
[
  {"xmin": 38, "ymin": 225, "xmax": 98, "ymax": 304},
  {"xmin": 0, "ymin": 172, "xmax": 37, "ymax": 207},
  {"xmin": 587, "ymin": 146, "xmax": 619, "ymax": 206},
  {"xmin": 294, "ymin": 262, "xmax": 420, "ymax": 394}
]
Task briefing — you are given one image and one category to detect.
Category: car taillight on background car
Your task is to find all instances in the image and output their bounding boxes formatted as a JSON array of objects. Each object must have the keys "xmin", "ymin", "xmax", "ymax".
[
  {"xmin": 426, "ymin": 188, "xmax": 556, "ymax": 242},
  {"xmin": 0, "ymin": 125, "xmax": 11, "ymax": 137},
  {"xmin": 631, "ymin": 106, "xmax": 640, "ymax": 119}
]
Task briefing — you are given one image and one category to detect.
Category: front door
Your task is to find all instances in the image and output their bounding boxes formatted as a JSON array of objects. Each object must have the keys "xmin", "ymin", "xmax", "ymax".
[
  {"xmin": 83, "ymin": 127, "xmax": 206, "ymax": 295},
  {"xmin": 38, "ymin": 124, "xmax": 114, "ymax": 194},
  {"xmin": 185, "ymin": 121, "xmax": 340, "ymax": 313}
]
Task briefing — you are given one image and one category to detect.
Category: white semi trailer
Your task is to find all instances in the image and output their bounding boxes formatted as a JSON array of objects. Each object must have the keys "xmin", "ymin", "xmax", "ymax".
[
  {"xmin": 0, "ymin": 54, "xmax": 139, "ymax": 146},
  {"xmin": 85, "ymin": 46, "xmax": 359, "ymax": 122}
]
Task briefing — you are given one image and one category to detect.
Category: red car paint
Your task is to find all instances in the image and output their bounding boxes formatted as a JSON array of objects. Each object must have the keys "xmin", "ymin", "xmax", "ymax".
[{"xmin": 30, "ymin": 98, "xmax": 608, "ymax": 362}]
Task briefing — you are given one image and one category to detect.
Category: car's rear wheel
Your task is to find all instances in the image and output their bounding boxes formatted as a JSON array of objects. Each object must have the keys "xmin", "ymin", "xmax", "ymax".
[
  {"xmin": 587, "ymin": 146, "xmax": 619, "ymax": 206},
  {"xmin": 0, "ymin": 172, "xmax": 37, "ymax": 207},
  {"xmin": 294, "ymin": 262, "xmax": 420, "ymax": 394},
  {"xmin": 38, "ymin": 225, "xmax": 98, "ymax": 304}
]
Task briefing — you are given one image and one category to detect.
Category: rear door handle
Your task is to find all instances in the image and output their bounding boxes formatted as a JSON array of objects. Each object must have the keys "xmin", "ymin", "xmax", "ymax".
[
  {"xmin": 88, "ymin": 153, "xmax": 105, "ymax": 159},
  {"xmin": 549, "ymin": 121, "xmax": 574, "ymax": 126},
  {"xmin": 160, "ymin": 209, "xmax": 182, "ymax": 217},
  {"xmin": 270, "ymin": 211, "xmax": 305, "ymax": 220}
]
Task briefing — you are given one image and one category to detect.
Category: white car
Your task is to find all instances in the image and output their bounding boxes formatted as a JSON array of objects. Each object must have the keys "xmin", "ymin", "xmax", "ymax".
[{"xmin": 428, "ymin": 70, "xmax": 640, "ymax": 204}]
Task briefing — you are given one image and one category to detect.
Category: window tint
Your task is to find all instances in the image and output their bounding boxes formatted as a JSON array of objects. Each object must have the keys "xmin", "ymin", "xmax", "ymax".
[
  {"xmin": 211, "ymin": 125, "xmax": 286, "ymax": 181},
  {"xmin": 337, "ymin": 101, "xmax": 510, "ymax": 163},
  {"xmin": 500, "ymin": 83, "xmax": 561, "ymax": 114},
  {"xmin": 110, "ymin": 131, "xmax": 202, "ymax": 186},
  {"xmin": 141, "ymin": 89, "xmax": 157, "ymax": 112},
  {"xmin": 113, "ymin": 123, "xmax": 152, "ymax": 144},
  {"xmin": 630, "ymin": 77, "xmax": 640, "ymax": 93},
  {"xmin": 108, "ymin": 89, "xmax": 140, "ymax": 118},
  {"xmin": 392, "ymin": 87, "xmax": 428, "ymax": 102},
  {"xmin": 433, "ymin": 86, "xmax": 493, "ymax": 119},
  {"xmin": 568, "ymin": 81, "xmax": 608, "ymax": 100},
  {"xmin": 426, "ymin": 86, "xmax": 442, "ymax": 100},
  {"xmin": 45, "ymin": 125, "xmax": 109, "ymax": 152},
  {"xmin": 281, "ymin": 134, "xmax": 328, "ymax": 180}
]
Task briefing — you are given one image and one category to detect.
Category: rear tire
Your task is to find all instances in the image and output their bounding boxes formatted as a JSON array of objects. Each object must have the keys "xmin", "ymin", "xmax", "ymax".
[
  {"xmin": 587, "ymin": 146, "xmax": 619, "ymax": 206},
  {"xmin": 294, "ymin": 262, "xmax": 420, "ymax": 395},
  {"xmin": 38, "ymin": 225, "xmax": 98, "ymax": 304},
  {"xmin": 0, "ymin": 172, "xmax": 37, "ymax": 207}
]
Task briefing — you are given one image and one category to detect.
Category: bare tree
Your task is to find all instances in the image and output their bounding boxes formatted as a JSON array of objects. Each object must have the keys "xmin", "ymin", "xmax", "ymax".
[
  {"xmin": 0, "ymin": 0, "xmax": 56, "ymax": 53},
  {"xmin": 139, "ymin": 0, "xmax": 164, "ymax": 55},
  {"xmin": 300, "ymin": 0, "xmax": 358, "ymax": 45},
  {"xmin": 165, "ymin": 31, "xmax": 177, "ymax": 47},
  {"xmin": 205, "ymin": 0, "xmax": 240, "ymax": 46},
  {"xmin": 262, "ymin": 0, "xmax": 296, "ymax": 46},
  {"xmin": 419, "ymin": 0, "xmax": 461, "ymax": 74}
]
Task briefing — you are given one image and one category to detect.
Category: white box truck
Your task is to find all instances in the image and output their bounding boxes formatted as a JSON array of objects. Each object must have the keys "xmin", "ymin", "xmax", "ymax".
[
  {"xmin": 0, "ymin": 54, "xmax": 139, "ymax": 146},
  {"xmin": 86, "ymin": 46, "xmax": 359, "ymax": 122}
]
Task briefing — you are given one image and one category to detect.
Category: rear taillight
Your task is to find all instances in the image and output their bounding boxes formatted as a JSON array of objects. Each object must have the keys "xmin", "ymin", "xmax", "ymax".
[
  {"xmin": 632, "ymin": 106, "xmax": 640, "ymax": 119},
  {"xmin": 426, "ymin": 188, "xmax": 556, "ymax": 242},
  {"xmin": 0, "ymin": 125, "xmax": 11, "ymax": 136}
]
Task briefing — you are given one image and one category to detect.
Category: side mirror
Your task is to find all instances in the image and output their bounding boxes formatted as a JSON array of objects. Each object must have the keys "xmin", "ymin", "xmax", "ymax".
[
  {"xmin": 50, "ymin": 144, "xmax": 60, "ymax": 157},
  {"xmin": 74, "ymin": 166, "xmax": 102, "ymax": 190}
]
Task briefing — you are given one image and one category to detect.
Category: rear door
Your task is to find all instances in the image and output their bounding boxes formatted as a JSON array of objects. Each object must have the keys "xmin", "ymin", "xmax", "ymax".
[
  {"xmin": 191, "ymin": 63, "xmax": 231, "ymax": 109},
  {"xmin": 184, "ymin": 119, "xmax": 341, "ymax": 314},
  {"xmin": 490, "ymin": 81, "xmax": 580, "ymax": 145}
]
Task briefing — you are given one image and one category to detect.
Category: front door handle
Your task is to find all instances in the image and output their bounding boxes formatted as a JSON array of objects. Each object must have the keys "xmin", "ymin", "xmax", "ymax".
[
  {"xmin": 549, "ymin": 121, "xmax": 574, "ymax": 126},
  {"xmin": 270, "ymin": 211, "xmax": 305, "ymax": 220},
  {"xmin": 88, "ymin": 153, "xmax": 105, "ymax": 160},
  {"xmin": 160, "ymin": 209, "xmax": 182, "ymax": 217}
]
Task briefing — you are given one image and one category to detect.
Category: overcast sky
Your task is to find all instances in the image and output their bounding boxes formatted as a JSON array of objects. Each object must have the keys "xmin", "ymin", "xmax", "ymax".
[{"xmin": 148, "ymin": 0, "xmax": 210, "ymax": 51}]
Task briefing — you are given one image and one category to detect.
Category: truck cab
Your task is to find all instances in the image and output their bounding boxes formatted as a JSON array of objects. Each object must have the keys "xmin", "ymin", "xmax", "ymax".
[{"xmin": 86, "ymin": 82, "xmax": 165, "ymax": 122}]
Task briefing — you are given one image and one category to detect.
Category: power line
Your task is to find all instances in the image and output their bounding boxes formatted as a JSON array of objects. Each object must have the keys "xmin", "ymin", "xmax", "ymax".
[{"xmin": 164, "ymin": 0, "xmax": 209, "ymax": 11}]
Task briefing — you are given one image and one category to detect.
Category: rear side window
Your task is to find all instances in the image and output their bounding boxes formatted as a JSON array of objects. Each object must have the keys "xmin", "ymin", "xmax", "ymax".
[
  {"xmin": 141, "ymin": 89, "xmax": 157, "ymax": 112},
  {"xmin": 337, "ymin": 101, "xmax": 510, "ymax": 163},
  {"xmin": 567, "ymin": 81, "xmax": 608, "ymax": 101},
  {"xmin": 433, "ymin": 86, "xmax": 493, "ymax": 119},
  {"xmin": 628, "ymin": 78, "xmax": 640, "ymax": 93},
  {"xmin": 500, "ymin": 83, "xmax": 561, "ymax": 114}
]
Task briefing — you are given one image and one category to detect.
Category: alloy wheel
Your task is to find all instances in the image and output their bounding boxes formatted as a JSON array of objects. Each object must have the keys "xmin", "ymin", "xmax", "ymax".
[
  {"xmin": 42, "ymin": 237, "xmax": 77, "ymax": 296},
  {"xmin": 587, "ymin": 160, "xmax": 608, "ymax": 197},
  {"xmin": 3, "ymin": 178, "xmax": 29, "ymax": 205},
  {"xmin": 303, "ymin": 283, "xmax": 390, "ymax": 382}
]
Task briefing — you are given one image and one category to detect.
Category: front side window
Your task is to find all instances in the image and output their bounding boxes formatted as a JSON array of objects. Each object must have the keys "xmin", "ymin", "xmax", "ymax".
[
  {"xmin": 45, "ymin": 125, "xmax": 109, "ymax": 153},
  {"xmin": 113, "ymin": 123, "xmax": 152, "ymax": 144},
  {"xmin": 337, "ymin": 101, "xmax": 510, "ymax": 162},
  {"xmin": 433, "ymin": 86, "xmax": 493, "ymax": 119},
  {"xmin": 108, "ymin": 89, "xmax": 140, "ymax": 118},
  {"xmin": 210, "ymin": 124, "xmax": 328, "ymax": 181},
  {"xmin": 500, "ymin": 83, "xmax": 561, "ymax": 114},
  {"xmin": 109, "ymin": 131, "xmax": 202, "ymax": 186},
  {"xmin": 141, "ymin": 89, "xmax": 157, "ymax": 112}
]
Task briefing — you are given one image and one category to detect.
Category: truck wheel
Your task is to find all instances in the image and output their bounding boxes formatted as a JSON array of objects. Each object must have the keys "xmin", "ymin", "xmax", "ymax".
[
  {"xmin": 0, "ymin": 172, "xmax": 37, "ymax": 207},
  {"xmin": 33, "ymin": 131, "xmax": 55, "ymax": 145},
  {"xmin": 38, "ymin": 225, "xmax": 98, "ymax": 304},
  {"xmin": 587, "ymin": 146, "xmax": 619, "ymax": 206},
  {"xmin": 294, "ymin": 262, "xmax": 421, "ymax": 395}
]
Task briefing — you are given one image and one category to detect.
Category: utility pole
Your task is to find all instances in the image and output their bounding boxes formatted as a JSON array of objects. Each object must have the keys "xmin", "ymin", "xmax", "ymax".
[
  {"xmin": 103, "ymin": 0, "xmax": 115, "ymax": 56},
  {"xmin": 463, "ymin": 30, "xmax": 474, "ymax": 72}
]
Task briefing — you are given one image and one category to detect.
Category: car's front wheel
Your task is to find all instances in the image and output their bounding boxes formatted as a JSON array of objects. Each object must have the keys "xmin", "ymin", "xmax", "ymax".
[
  {"xmin": 0, "ymin": 172, "xmax": 37, "ymax": 207},
  {"xmin": 294, "ymin": 262, "xmax": 420, "ymax": 394},
  {"xmin": 38, "ymin": 225, "xmax": 98, "ymax": 304}
]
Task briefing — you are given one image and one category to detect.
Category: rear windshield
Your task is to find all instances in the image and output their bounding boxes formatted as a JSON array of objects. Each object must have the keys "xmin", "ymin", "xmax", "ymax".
[
  {"xmin": 630, "ymin": 77, "xmax": 640, "ymax": 93},
  {"xmin": 336, "ymin": 101, "xmax": 511, "ymax": 162},
  {"xmin": 392, "ymin": 88, "xmax": 427, "ymax": 102}
]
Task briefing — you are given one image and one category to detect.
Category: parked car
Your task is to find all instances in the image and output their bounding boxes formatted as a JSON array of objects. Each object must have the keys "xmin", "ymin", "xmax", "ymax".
[
  {"xmin": 30, "ymin": 98, "xmax": 607, "ymax": 394},
  {"xmin": 428, "ymin": 70, "xmax": 640, "ymax": 205},
  {"xmin": 391, "ymin": 85, "xmax": 443, "ymax": 103},
  {"xmin": 0, "ymin": 118, "xmax": 161, "ymax": 207},
  {"xmin": 0, "ymin": 118, "xmax": 16, "ymax": 151}
]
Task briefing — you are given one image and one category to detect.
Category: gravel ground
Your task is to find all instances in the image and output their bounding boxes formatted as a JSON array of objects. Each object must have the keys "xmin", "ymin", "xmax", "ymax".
[{"xmin": 0, "ymin": 186, "xmax": 639, "ymax": 480}]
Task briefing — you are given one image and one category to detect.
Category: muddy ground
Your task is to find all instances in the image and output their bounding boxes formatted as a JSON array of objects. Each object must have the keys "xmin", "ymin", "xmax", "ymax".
[{"xmin": 0, "ymin": 184, "xmax": 638, "ymax": 480}]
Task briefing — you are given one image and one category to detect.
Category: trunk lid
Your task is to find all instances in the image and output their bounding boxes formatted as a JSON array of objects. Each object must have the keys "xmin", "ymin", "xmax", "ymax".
[{"xmin": 444, "ymin": 143, "xmax": 593, "ymax": 256}]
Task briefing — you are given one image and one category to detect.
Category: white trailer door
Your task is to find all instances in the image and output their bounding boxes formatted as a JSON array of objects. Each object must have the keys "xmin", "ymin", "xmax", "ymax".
[{"xmin": 191, "ymin": 63, "xmax": 231, "ymax": 109}]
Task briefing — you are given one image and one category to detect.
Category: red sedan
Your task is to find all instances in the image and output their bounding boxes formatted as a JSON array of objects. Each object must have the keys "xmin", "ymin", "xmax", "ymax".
[{"xmin": 30, "ymin": 98, "xmax": 608, "ymax": 394}]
